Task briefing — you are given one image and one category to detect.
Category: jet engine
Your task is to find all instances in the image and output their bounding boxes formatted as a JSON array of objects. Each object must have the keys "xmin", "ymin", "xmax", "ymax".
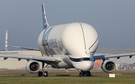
[
  {"xmin": 26, "ymin": 60, "xmax": 40, "ymax": 73},
  {"xmin": 101, "ymin": 60, "xmax": 115, "ymax": 73}
]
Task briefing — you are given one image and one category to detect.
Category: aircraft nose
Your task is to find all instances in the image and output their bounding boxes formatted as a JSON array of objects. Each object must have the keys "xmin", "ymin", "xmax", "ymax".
[
  {"xmin": 61, "ymin": 23, "xmax": 98, "ymax": 57},
  {"xmin": 72, "ymin": 61, "xmax": 94, "ymax": 71}
]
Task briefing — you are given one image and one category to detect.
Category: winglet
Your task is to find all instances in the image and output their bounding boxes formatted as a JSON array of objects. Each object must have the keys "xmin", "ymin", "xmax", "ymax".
[
  {"xmin": 42, "ymin": 4, "xmax": 50, "ymax": 29},
  {"xmin": 5, "ymin": 30, "xmax": 8, "ymax": 51}
]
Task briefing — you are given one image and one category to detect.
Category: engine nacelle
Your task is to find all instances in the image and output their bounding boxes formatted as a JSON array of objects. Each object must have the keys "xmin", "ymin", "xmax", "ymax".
[
  {"xmin": 26, "ymin": 60, "xmax": 40, "ymax": 73},
  {"xmin": 101, "ymin": 60, "xmax": 115, "ymax": 73}
]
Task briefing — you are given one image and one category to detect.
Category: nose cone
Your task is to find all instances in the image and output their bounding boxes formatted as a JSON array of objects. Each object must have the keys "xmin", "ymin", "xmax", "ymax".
[{"xmin": 72, "ymin": 61, "xmax": 94, "ymax": 71}]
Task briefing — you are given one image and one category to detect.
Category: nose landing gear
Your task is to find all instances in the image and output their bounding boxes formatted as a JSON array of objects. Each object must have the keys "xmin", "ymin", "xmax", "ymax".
[{"xmin": 79, "ymin": 71, "xmax": 91, "ymax": 76}]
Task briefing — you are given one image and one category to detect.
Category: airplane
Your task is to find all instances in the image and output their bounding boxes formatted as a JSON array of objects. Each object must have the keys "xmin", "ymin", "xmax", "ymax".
[{"xmin": 0, "ymin": 4, "xmax": 135, "ymax": 77}]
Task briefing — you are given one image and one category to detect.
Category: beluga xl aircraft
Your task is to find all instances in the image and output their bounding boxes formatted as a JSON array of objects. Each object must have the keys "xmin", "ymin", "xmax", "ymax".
[{"xmin": 1, "ymin": 4, "xmax": 135, "ymax": 77}]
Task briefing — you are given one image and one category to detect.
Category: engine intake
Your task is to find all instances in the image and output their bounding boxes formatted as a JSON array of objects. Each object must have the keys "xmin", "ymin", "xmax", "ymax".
[
  {"xmin": 26, "ymin": 60, "xmax": 40, "ymax": 73},
  {"xmin": 101, "ymin": 60, "xmax": 115, "ymax": 73}
]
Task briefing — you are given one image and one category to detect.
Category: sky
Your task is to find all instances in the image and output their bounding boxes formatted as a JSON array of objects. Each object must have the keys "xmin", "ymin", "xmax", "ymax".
[{"xmin": 0, "ymin": 0, "xmax": 135, "ymax": 50}]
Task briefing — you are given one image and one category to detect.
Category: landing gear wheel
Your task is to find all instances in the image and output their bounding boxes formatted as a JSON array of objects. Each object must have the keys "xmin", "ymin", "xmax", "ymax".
[
  {"xmin": 38, "ymin": 71, "xmax": 48, "ymax": 77},
  {"xmin": 79, "ymin": 71, "xmax": 91, "ymax": 77},
  {"xmin": 86, "ymin": 71, "xmax": 91, "ymax": 76},
  {"xmin": 38, "ymin": 62, "xmax": 49, "ymax": 77},
  {"xmin": 43, "ymin": 71, "xmax": 48, "ymax": 77},
  {"xmin": 79, "ymin": 72, "xmax": 85, "ymax": 77},
  {"xmin": 38, "ymin": 71, "xmax": 43, "ymax": 77}
]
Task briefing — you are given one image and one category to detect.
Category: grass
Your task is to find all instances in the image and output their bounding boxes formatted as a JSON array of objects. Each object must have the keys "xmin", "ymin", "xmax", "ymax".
[{"xmin": 0, "ymin": 70, "xmax": 135, "ymax": 84}]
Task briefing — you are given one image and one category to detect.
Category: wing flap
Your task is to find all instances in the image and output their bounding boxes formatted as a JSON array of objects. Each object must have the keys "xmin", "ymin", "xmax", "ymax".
[{"xmin": 0, "ymin": 54, "xmax": 58, "ymax": 62}]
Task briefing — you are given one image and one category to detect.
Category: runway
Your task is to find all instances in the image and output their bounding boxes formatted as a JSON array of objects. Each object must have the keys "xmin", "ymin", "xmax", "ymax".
[
  {"xmin": 0, "ymin": 70, "xmax": 135, "ymax": 77},
  {"xmin": 0, "ymin": 71, "xmax": 135, "ymax": 84}
]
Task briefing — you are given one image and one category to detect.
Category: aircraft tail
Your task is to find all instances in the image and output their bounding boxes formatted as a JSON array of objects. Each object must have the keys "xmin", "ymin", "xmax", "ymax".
[{"xmin": 42, "ymin": 4, "xmax": 50, "ymax": 29}]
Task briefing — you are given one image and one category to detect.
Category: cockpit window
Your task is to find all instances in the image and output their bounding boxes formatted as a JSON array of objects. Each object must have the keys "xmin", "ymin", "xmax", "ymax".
[
  {"xmin": 70, "ymin": 57, "xmax": 90, "ymax": 62},
  {"xmin": 83, "ymin": 58, "xmax": 90, "ymax": 61}
]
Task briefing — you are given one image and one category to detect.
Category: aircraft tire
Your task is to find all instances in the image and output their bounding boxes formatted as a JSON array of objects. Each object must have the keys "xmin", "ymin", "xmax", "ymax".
[
  {"xmin": 43, "ymin": 71, "xmax": 48, "ymax": 77},
  {"xmin": 38, "ymin": 71, "xmax": 43, "ymax": 77},
  {"xmin": 79, "ymin": 71, "xmax": 85, "ymax": 76},
  {"xmin": 79, "ymin": 71, "xmax": 91, "ymax": 77},
  {"xmin": 86, "ymin": 71, "xmax": 91, "ymax": 76}
]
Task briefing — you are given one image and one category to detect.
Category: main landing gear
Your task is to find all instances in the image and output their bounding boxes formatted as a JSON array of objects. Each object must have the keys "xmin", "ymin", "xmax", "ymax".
[
  {"xmin": 38, "ymin": 71, "xmax": 48, "ymax": 77},
  {"xmin": 79, "ymin": 71, "xmax": 91, "ymax": 77},
  {"xmin": 38, "ymin": 62, "xmax": 48, "ymax": 77}
]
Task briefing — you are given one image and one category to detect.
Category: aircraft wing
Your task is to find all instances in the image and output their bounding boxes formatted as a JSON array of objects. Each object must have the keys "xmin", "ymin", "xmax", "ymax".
[
  {"xmin": 94, "ymin": 53, "xmax": 135, "ymax": 60},
  {"xmin": 0, "ymin": 54, "xmax": 61, "ymax": 63}
]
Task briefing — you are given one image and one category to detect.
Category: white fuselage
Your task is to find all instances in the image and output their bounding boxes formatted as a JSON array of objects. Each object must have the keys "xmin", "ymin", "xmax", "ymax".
[{"xmin": 38, "ymin": 22, "xmax": 99, "ymax": 71}]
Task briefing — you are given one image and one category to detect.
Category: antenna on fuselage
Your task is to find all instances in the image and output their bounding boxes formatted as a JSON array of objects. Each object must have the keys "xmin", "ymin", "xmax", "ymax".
[
  {"xmin": 42, "ymin": 4, "xmax": 50, "ymax": 29},
  {"xmin": 5, "ymin": 30, "xmax": 8, "ymax": 51}
]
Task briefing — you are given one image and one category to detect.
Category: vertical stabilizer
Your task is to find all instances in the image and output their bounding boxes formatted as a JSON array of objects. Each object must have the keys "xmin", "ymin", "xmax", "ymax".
[
  {"xmin": 42, "ymin": 4, "xmax": 50, "ymax": 29},
  {"xmin": 5, "ymin": 30, "xmax": 8, "ymax": 51}
]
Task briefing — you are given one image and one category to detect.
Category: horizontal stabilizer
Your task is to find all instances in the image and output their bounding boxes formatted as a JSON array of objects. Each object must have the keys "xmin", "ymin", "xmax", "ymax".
[
  {"xmin": 8, "ymin": 45, "xmax": 40, "ymax": 51},
  {"xmin": 4, "ymin": 30, "xmax": 39, "ymax": 51}
]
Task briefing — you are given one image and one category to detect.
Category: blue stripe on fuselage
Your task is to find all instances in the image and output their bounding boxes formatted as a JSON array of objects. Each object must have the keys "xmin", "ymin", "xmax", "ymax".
[{"xmin": 42, "ymin": 27, "xmax": 54, "ymax": 45}]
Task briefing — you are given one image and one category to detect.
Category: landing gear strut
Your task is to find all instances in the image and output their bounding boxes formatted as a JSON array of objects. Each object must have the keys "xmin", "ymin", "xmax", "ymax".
[
  {"xmin": 38, "ymin": 62, "xmax": 48, "ymax": 77},
  {"xmin": 79, "ymin": 71, "xmax": 91, "ymax": 77},
  {"xmin": 38, "ymin": 71, "xmax": 48, "ymax": 77}
]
